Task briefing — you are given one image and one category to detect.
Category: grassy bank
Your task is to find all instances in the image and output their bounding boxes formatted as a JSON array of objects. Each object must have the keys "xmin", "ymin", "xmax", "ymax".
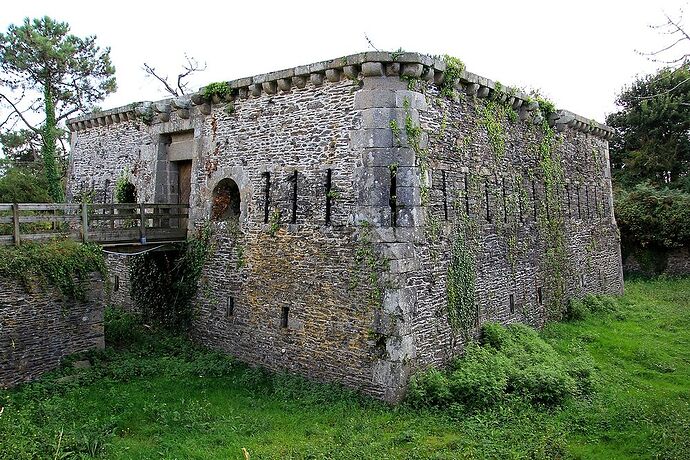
[{"xmin": 1, "ymin": 278, "xmax": 689, "ymax": 459}]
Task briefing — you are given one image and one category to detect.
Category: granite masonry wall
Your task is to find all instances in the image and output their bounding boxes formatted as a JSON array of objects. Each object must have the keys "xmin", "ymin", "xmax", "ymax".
[
  {"xmin": 0, "ymin": 274, "xmax": 104, "ymax": 388},
  {"xmin": 66, "ymin": 51, "xmax": 624, "ymax": 401},
  {"xmin": 623, "ymin": 246, "xmax": 690, "ymax": 277}
]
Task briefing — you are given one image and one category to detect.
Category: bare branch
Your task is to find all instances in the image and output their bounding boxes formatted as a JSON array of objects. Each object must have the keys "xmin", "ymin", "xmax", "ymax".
[
  {"xmin": 143, "ymin": 63, "xmax": 179, "ymax": 96},
  {"xmin": 144, "ymin": 55, "xmax": 206, "ymax": 97},
  {"xmin": 636, "ymin": 75, "xmax": 690, "ymax": 100},
  {"xmin": 0, "ymin": 92, "xmax": 40, "ymax": 133},
  {"xmin": 364, "ymin": 33, "xmax": 380, "ymax": 52}
]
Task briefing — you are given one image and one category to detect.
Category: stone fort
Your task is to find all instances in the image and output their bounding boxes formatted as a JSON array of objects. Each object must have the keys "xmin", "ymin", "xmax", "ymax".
[{"xmin": 66, "ymin": 51, "xmax": 624, "ymax": 402}]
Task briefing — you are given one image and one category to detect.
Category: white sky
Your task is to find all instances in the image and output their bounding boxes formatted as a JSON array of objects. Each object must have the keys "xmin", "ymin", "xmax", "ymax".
[{"xmin": 2, "ymin": 0, "xmax": 688, "ymax": 122}]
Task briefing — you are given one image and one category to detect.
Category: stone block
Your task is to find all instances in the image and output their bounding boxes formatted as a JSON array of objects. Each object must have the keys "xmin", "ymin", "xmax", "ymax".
[
  {"xmin": 325, "ymin": 69, "xmax": 341, "ymax": 82},
  {"xmin": 401, "ymin": 63, "xmax": 423, "ymax": 78},
  {"xmin": 310, "ymin": 73, "xmax": 325, "ymax": 86},
  {"xmin": 350, "ymin": 128, "xmax": 394, "ymax": 149},
  {"xmin": 354, "ymin": 90, "xmax": 396, "ymax": 109},
  {"xmin": 361, "ymin": 62, "xmax": 384, "ymax": 77}
]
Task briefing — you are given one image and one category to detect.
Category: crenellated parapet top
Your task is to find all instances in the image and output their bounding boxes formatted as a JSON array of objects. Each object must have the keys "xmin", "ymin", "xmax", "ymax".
[{"xmin": 66, "ymin": 51, "xmax": 614, "ymax": 140}]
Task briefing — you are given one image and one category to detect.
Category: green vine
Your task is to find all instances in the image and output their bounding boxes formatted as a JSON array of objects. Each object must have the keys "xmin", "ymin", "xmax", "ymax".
[
  {"xmin": 0, "ymin": 239, "xmax": 106, "ymax": 299},
  {"xmin": 446, "ymin": 211, "xmax": 478, "ymax": 340},
  {"xmin": 535, "ymin": 119, "xmax": 569, "ymax": 320},
  {"xmin": 129, "ymin": 226, "xmax": 212, "ymax": 332},
  {"xmin": 353, "ymin": 221, "xmax": 390, "ymax": 305},
  {"xmin": 440, "ymin": 55, "xmax": 466, "ymax": 99},
  {"xmin": 114, "ymin": 171, "xmax": 136, "ymax": 203},
  {"xmin": 267, "ymin": 209, "xmax": 281, "ymax": 236}
]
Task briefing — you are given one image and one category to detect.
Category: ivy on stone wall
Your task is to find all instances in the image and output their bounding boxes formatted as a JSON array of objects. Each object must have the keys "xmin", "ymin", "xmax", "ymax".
[
  {"xmin": 0, "ymin": 239, "xmax": 106, "ymax": 299},
  {"xmin": 129, "ymin": 227, "xmax": 211, "ymax": 332}
]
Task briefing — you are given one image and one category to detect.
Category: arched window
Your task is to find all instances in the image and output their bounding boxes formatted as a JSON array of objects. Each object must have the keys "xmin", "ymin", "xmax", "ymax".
[{"xmin": 211, "ymin": 178, "xmax": 241, "ymax": 221}]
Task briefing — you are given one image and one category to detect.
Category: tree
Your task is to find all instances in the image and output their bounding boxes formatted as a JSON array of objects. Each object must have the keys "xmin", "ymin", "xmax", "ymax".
[
  {"xmin": 143, "ymin": 54, "xmax": 206, "ymax": 97},
  {"xmin": 0, "ymin": 16, "xmax": 116, "ymax": 202},
  {"xmin": 606, "ymin": 65, "xmax": 690, "ymax": 190}
]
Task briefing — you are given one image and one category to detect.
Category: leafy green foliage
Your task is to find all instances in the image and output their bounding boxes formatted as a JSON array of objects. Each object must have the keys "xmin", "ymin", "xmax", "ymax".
[
  {"xmin": 1, "ymin": 279, "xmax": 690, "ymax": 458},
  {"xmin": 440, "ymin": 55, "xmax": 465, "ymax": 99},
  {"xmin": 408, "ymin": 321, "xmax": 598, "ymax": 410},
  {"xmin": 615, "ymin": 184, "xmax": 690, "ymax": 249},
  {"xmin": 606, "ymin": 65, "xmax": 690, "ymax": 191},
  {"xmin": 0, "ymin": 16, "xmax": 116, "ymax": 202},
  {"xmin": 0, "ymin": 239, "xmax": 105, "ymax": 298},
  {"xmin": 0, "ymin": 167, "xmax": 52, "ymax": 202},
  {"xmin": 566, "ymin": 295, "xmax": 618, "ymax": 321},
  {"xmin": 203, "ymin": 81, "xmax": 231, "ymax": 100},
  {"xmin": 114, "ymin": 173, "xmax": 136, "ymax": 203},
  {"xmin": 129, "ymin": 232, "xmax": 210, "ymax": 332},
  {"xmin": 446, "ymin": 224, "xmax": 477, "ymax": 338}
]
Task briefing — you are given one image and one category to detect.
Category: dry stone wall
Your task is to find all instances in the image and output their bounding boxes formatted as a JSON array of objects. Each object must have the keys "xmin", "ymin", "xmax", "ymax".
[
  {"xmin": 66, "ymin": 51, "xmax": 623, "ymax": 402},
  {"xmin": 0, "ymin": 274, "xmax": 104, "ymax": 389}
]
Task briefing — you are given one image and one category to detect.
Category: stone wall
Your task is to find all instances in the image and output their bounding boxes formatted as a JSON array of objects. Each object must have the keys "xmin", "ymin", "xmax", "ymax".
[
  {"xmin": 66, "ymin": 51, "xmax": 624, "ymax": 401},
  {"xmin": 0, "ymin": 274, "xmax": 104, "ymax": 389},
  {"xmin": 623, "ymin": 246, "xmax": 690, "ymax": 277}
]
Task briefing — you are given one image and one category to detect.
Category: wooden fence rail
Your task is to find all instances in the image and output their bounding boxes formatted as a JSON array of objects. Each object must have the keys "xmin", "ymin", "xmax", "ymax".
[{"xmin": 0, "ymin": 203, "xmax": 189, "ymax": 247}]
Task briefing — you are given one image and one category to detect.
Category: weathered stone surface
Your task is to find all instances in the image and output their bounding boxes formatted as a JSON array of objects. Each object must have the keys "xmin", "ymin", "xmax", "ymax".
[
  {"xmin": 66, "ymin": 52, "xmax": 623, "ymax": 403},
  {"xmin": 0, "ymin": 274, "xmax": 104, "ymax": 389}
]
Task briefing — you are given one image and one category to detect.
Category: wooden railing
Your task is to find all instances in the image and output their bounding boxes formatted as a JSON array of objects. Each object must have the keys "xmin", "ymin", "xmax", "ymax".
[{"xmin": 0, "ymin": 203, "xmax": 189, "ymax": 246}]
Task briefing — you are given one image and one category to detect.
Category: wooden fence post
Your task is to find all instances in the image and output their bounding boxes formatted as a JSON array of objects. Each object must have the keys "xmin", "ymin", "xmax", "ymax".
[
  {"xmin": 81, "ymin": 203, "xmax": 89, "ymax": 243},
  {"xmin": 139, "ymin": 202, "xmax": 147, "ymax": 244},
  {"xmin": 12, "ymin": 203, "xmax": 20, "ymax": 246}
]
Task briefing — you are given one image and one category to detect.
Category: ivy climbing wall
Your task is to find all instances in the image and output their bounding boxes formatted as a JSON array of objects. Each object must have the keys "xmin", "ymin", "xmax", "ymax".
[{"xmin": 410, "ymin": 84, "xmax": 624, "ymax": 369}]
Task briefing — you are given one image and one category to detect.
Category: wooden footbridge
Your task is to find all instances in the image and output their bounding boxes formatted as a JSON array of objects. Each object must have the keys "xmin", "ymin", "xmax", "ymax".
[{"xmin": 0, "ymin": 203, "xmax": 189, "ymax": 247}]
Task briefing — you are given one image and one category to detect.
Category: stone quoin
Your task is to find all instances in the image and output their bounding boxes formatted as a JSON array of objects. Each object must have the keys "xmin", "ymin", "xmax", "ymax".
[{"xmin": 66, "ymin": 51, "xmax": 623, "ymax": 402}]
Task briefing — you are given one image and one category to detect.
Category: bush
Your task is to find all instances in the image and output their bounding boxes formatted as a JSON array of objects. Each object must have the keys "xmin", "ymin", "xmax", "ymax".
[
  {"xmin": 407, "ymin": 322, "xmax": 597, "ymax": 411},
  {"xmin": 104, "ymin": 306, "xmax": 146, "ymax": 347},
  {"xmin": 615, "ymin": 184, "xmax": 690, "ymax": 250},
  {"xmin": 566, "ymin": 295, "xmax": 618, "ymax": 321}
]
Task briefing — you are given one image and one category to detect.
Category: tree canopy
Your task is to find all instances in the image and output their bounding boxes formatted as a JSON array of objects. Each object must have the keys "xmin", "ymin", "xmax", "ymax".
[
  {"xmin": 0, "ymin": 16, "xmax": 116, "ymax": 201},
  {"xmin": 606, "ymin": 65, "xmax": 690, "ymax": 191}
]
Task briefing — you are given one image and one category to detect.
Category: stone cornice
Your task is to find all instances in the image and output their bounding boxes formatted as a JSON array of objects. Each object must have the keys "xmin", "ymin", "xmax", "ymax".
[{"xmin": 66, "ymin": 51, "xmax": 613, "ymax": 140}]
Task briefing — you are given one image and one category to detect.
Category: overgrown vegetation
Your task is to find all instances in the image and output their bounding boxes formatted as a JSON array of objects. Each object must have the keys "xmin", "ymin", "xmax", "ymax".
[
  {"xmin": 202, "ymin": 81, "xmax": 231, "ymax": 101},
  {"xmin": 2, "ymin": 278, "xmax": 689, "ymax": 458},
  {"xmin": 408, "ymin": 320, "xmax": 597, "ymax": 410},
  {"xmin": 615, "ymin": 184, "xmax": 690, "ymax": 250},
  {"xmin": 114, "ymin": 172, "xmax": 136, "ymax": 204},
  {"xmin": 129, "ymin": 230, "xmax": 211, "ymax": 332},
  {"xmin": 0, "ymin": 239, "xmax": 105, "ymax": 298},
  {"xmin": 0, "ymin": 167, "xmax": 52, "ymax": 203}
]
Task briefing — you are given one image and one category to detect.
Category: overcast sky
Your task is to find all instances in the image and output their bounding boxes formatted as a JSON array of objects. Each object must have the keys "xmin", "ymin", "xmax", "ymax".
[{"xmin": 2, "ymin": 0, "xmax": 688, "ymax": 122}]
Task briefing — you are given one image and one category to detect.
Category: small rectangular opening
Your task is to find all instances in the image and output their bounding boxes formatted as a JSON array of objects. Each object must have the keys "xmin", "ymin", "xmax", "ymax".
[
  {"xmin": 262, "ymin": 172, "xmax": 271, "ymax": 224},
  {"xmin": 485, "ymin": 178, "xmax": 491, "ymax": 222},
  {"xmin": 464, "ymin": 172, "xmax": 470, "ymax": 215},
  {"xmin": 441, "ymin": 170, "xmax": 449, "ymax": 221},
  {"xmin": 502, "ymin": 176, "xmax": 507, "ymax": 223},
  {"xmin": 389, "ymin": 167, "xmax": 398, "ymax": 227},
  {"xmin": 280, "ymin": 306, "xmax": 289, "ymax": 328},
  {"xmin": 325, "ymin": 168, "xmax": 332, "ymax": 225},
  {"xmin": 532, "ymin": 179, "xmax": 538, "ymax": 221},
  {"xmin": 537, "ymin": 287, "xmax": 543, "ymax": 305},
  {"xmin": 226, "ymin": 296, "xmax": 234, "ymax": 317},
  {"xmin": 509, "ymin": 293, "xmax": 515, "ymax": 314},
  {"xmin": 290, "ymin": 170, "xmax": 298, "ymax": 224},
  {"xmin": 114, "ymin": 275, "xmax": 120, "ymax": 292}
]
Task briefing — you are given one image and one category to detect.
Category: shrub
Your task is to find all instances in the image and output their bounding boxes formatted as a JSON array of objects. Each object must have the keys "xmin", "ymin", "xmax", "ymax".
[
  {"xmin": 566, "ymin": 295, "xmax": 618, "ymax": 321},
  {"xmin": 615, "ymin": 184, "xmax": 690, "ymax": 250},
  {"xmin": 406, "ymin": 322, "xmax": 597, "ymax": 411},
  {"xmin": 104, "ymin": 306, "xmax": 145, "ymax": 347}
]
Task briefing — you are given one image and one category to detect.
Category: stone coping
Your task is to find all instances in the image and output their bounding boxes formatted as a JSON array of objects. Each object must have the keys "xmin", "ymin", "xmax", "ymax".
[{"xmin": 66, "ymin": 51, "xmax": 614, "ymax": 140}]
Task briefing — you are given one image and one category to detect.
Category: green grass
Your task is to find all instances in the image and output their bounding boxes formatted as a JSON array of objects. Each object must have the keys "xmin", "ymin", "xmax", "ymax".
[{"xmin": 2, "ymin": 278, "xmax": 690, "ymax": 459}]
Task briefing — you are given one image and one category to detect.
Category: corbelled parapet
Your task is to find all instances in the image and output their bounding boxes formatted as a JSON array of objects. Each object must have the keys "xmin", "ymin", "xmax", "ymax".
[{"xmin": 66, "ymin": 51, "xmax": 614, "ymax": 140}]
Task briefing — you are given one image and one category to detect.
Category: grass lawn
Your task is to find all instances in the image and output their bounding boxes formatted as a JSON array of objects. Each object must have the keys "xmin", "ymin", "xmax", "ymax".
[{"xmin": 1, "ymin": 277, "xmax": 689, "ymax": 459}]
